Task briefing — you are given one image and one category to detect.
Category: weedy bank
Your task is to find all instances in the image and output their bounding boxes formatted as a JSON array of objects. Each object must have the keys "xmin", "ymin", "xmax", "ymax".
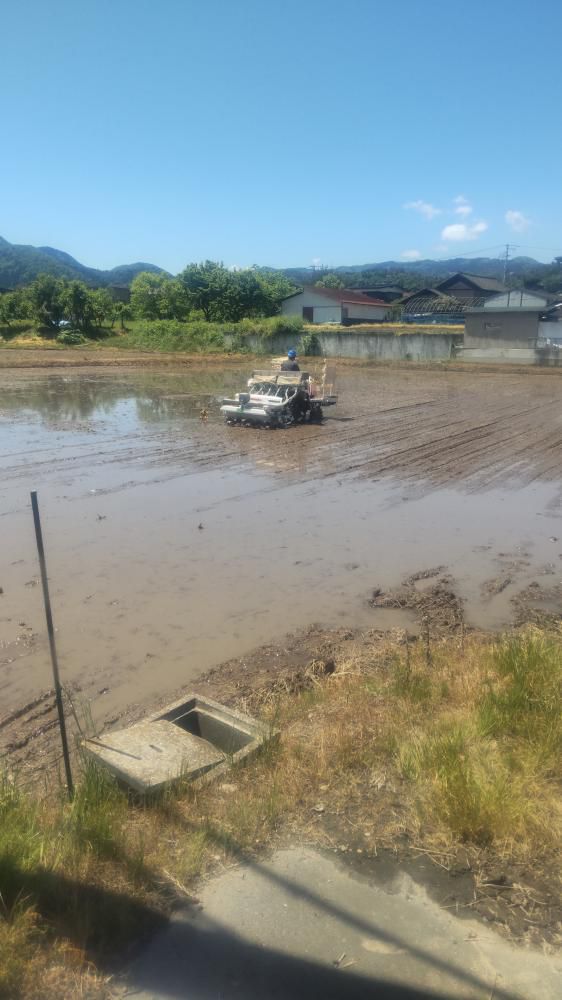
[{"xmin": 1, "ymin": 627, "xmax": 560, "ymax": 998}]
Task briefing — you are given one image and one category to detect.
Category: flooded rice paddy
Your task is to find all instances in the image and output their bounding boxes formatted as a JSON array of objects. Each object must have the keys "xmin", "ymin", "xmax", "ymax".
[{"xmin": 1, "ymin": 361, "xmax": 561, "ymax": 723}]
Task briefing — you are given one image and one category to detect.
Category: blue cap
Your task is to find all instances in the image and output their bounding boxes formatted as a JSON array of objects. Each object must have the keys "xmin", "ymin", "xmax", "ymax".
[{"xmin": 288, "ymin": 349, "xmax": 297, "ymax": 358}]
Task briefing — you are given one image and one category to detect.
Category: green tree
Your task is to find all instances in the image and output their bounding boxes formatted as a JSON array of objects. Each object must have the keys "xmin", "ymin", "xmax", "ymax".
[
  {"xmin": 254, "ymin": 270, "xmax": 297, "ymax": 315},
  {"xmin": 114, "ymin": 302, "xmax": 132, "ymax": 330},
  {"xmin": 130, "ymin": 272, "xmax": 165, "ymax": 320},
  {"xmin": 177, "ymin": 262, "xmax": 295, "ymax": 322},
  {"xmin": 28, "ymin": 274, "xmax": 66, "ymax": 329},
  {"xmin": 159, "ymin": 278, "xmax": 190, "ymax": 320},
  {"xmin": 130, "ymin": 271, "xmax": 190, "ymax": 321},
  {"xmin": 0, "ymin": 290, "xmax": 28, "ymax": 326},
  {"xmin": 63, "ymin": 281, "xmax": 95, "ymax": 331},
  {"xmin": 178, "ymin": 261, "xmax": 231, "ymax": 321},
  {"xmin": 315, "ymin": 273, "xmax": 344, "ymax": 289},
  {"xmin": 91, "ymin": 289, "xmax": 115, "ymax": 328}
]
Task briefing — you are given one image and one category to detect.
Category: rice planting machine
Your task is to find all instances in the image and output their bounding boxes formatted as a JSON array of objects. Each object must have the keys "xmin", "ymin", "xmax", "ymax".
[{"xmin": 220, "ymin": 359, "xmax": 337, "ymax": 428}]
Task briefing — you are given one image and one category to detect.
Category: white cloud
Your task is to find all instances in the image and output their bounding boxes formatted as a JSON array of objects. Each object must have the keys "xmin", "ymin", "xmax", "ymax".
[
  {"xmin": 505, "ymin": 209, "xmax": 530, "ymax": 233},
  {"xmin": 441, "ymin": 221, "xmax": 488, "ymax": 242},
  {"xmin": 453, "ymin": 195, "xmax": 473, "ymax": 217},
  {"xmin": 311, "ymin": 257, "xmax": 321, "ymax": 267},
  {"xmin": 400, "ymin": 249, "xmax": 422, "ymax": 260},
  {"xmin": 403, "ymin": 199, "xmax": 441, "ymax": 220}
]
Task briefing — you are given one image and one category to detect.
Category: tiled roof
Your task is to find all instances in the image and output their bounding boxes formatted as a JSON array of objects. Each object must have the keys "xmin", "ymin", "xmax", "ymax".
[
  {"xmin": 437, "ymin": 273, "xmax": 507, "ymax": 293},
  {"xmin": 299, "ymin": 285, "xmax": 387, "ymax": 306}
]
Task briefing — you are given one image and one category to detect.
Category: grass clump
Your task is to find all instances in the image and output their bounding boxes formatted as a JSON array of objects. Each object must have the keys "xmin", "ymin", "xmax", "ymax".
[
  {"xmin": 0, "ymin": 901, "xmax": 42, "ymax": 1000},
  {"xmin": 479, "ymin": 630, "xmax": 561, "ymax": 760},
  {"xmin": 397, "ymin": 629, "xmax": 561, "ymax": 851},
  {"xmin": 392, "ymin": 659, "xmax": 433, "ymax": 704},
  {"xmin": 65, "ymin": 759, "xmax": 127, "ymax": 861},
  {"xmin": 399, "ymin": 721, "xmax": 531, "ymax": 844}
]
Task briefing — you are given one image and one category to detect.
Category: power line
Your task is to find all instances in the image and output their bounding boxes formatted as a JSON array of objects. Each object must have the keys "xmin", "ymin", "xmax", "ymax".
[
  {"xmin": 513, "ymin": 244, "xmax": 562, "ymax": 254},
  {"xmin": 421, "ymin": 244, "xmax": 508, "ymax": 262}
]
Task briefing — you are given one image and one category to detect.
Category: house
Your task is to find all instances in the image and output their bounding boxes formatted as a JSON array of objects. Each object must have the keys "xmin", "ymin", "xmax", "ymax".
[
  {"xmin": 399, "ymin": 287, "xmax": 464, "ymax": 323},
  {"xmin": 281, "ymin": 286, "xmax": 388, "ymax": 325},
  {"xmin": 352, "ymin": 285, "xmax": 405, "ymax": 303},
  {"xmin": 399, "ymin": 273, "xmax": 509, "ymax": 322},
  {"xmin": 434, "ymin": 272, "xmax": 507, "ymax": 304},
  {"xmin": 463, "ymin": 290, "xmax": 550, "ymax": 360}
]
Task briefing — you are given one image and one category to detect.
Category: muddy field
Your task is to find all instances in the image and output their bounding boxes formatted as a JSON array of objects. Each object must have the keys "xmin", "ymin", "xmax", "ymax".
[{"xmin": 1, "ymin": 356, "xmax": 561, "ymax": 773}]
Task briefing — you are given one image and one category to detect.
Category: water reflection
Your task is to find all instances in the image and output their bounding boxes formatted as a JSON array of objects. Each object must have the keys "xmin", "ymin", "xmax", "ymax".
[
  {"xmin": 0, "ymin": 370, "xmax": 244, "ymax": 426},
  {"xmin": 0, "ymin": 377, "xmax": 123, "ymax": 421}
]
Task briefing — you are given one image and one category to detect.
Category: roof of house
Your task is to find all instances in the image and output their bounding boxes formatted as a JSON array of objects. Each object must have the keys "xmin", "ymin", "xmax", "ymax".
[
  {"xmin": 283, "ymin": 285, "xmax": 387, "ymax": 306},
  {"xmin": 436, "ymin": 273, "xmax": 507, "ymax": 293},
  {"xmin": 354, "ymin": 285, "xmax": 405, "ymax": 294},
  {"xmin": 400, "ymin": 287, "xmax": 448, "ymax": 303}
]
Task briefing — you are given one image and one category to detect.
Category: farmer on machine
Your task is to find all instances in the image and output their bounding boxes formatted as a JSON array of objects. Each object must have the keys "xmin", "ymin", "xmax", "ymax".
[{"xmin": 281, "ymin": 349, "xmax": 300, "ymax": 372}]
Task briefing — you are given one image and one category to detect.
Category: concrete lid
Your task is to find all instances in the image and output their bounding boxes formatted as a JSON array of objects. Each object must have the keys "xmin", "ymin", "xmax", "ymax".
[{"xmin": 83, "ymin": 719, "xmax": 225, "ymax": 793}]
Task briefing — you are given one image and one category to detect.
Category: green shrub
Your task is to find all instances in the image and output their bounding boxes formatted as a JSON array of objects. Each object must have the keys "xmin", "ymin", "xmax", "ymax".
[
  {"xmin": 123, "ymin": 319, "xmax": 226, "ymax": 353},
  {"xmin": 56, "ymin": 329, "xmax": 87, "ymax": 346},
  {"xmin": 117, "ymin": 315, "xmax": 305, "ymax": 354},
  {"xmin": 235, "ymin": 315, "xmax": 304, "ymax": 340},
  {"xmin": 299, "ymin": 331, "xmax": 321, "ymax": 356}
]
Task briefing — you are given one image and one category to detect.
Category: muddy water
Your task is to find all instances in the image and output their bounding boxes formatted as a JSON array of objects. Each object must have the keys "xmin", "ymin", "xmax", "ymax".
[{"xmin": 1, "ymin": 365, "xmax": 561, "ymax": 720}]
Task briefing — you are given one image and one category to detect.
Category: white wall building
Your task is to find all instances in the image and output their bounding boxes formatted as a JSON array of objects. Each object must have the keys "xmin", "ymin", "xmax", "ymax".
[
  {"xmin": 481, "ymin": 290, "xmax": 548, "ymax": 309},
  {"xmin": 281, "ymin": 286, "xmax": 388, "ymax": 325}
]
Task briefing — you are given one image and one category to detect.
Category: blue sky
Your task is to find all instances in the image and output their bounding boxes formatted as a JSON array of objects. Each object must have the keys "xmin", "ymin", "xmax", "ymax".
[{"xmin": 3, "ymin": 0, "xmax": 561, "ymax": 272}]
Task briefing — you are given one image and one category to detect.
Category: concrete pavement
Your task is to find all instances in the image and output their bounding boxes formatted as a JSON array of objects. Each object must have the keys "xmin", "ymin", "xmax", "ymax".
[{"xmin": 123, "ymin": 847, "xmax": 561, "ymax": 999}]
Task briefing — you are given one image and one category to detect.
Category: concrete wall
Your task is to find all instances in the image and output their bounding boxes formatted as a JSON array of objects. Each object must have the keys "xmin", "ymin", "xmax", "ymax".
[
  {"xmin": 342, "ymin": 303, "xmax": 387, "ymax": 322},
  {"xmin": 464, "ymin": 310, "xmax": 539, "ymax": 349},
  {"xmin": 239, "ymin": 330, "xmax": 458, "ymax": 361},
  {"xmin": 461, "ymin": 346, "xmax": 561, "ymax": 366},
  {"xmin": 539, "ymin": 321, "xmax": 562, "ymax": 344}
]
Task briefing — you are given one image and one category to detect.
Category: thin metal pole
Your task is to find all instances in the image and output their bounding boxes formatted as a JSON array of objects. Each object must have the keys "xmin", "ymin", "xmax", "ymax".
[{"xmin": 30, "ymin": 491, "xmax": 74, "ymax": 799}]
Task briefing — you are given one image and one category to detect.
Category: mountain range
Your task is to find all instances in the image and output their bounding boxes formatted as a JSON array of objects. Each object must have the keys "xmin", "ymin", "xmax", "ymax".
[
  {"xmin": 281, "ymin": 256, "xmax": 545, "ymax": 286},
  {"xmin": 0, "ymin": 236, "xmax": 167, "ymax": 289},
  {"xmin": 0, "ymin": 234, "xmax": 551, "ymax": 290}
]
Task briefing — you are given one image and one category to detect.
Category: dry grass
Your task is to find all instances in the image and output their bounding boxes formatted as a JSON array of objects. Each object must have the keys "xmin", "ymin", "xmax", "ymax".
[{"xmin": 1, "ymin": 627, "xmax": 560, "ymax": 996}]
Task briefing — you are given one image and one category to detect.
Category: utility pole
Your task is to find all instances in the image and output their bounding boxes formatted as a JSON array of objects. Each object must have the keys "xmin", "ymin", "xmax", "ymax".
[
  {"xmin": 30, "ymin": 491, "xmax": 74, "ymax": 799},
  {"xmin": 503, "ymin": 243, "xmax": 519, "ymax": 284}
]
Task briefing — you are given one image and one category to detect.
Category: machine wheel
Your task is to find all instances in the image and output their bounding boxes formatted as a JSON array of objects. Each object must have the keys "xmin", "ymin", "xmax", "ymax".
[{"xmin": 309, "ymin": 404, "xmax": 323, "ymax": 422}]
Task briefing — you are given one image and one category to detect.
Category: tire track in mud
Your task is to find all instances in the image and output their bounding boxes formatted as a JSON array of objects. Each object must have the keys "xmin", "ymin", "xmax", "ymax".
[{"xmin": 1, "ymin": 366, "xmax": 561, "ymax": 503}]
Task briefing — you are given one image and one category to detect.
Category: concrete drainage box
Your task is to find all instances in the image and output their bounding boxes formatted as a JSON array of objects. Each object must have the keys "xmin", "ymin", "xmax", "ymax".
[{"xmin": 82, "ymin": 694, "xmax": 272, "ymax": 794}]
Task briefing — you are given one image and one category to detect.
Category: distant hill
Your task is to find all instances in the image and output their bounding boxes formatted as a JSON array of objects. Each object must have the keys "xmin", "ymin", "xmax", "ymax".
[
  {"xmin": 280, "ymin": 256, "xmax": 545, "ymax": 287},
  {"xmin": 1, "ymin": 233, "xmax": 556, "ymax": 294},
  {"xmin": 0, "ymin": 236, "xmax": 168, "ymax": 289}
]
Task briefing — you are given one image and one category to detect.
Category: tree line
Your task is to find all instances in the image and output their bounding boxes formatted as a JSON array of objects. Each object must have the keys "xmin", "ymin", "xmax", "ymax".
[{"xmin": 0, "ymin": 263, "xmax": 297, "ymax": 333}]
